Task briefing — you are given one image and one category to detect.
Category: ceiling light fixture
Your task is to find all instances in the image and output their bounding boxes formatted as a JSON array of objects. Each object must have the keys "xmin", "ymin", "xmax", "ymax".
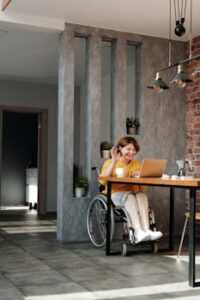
[
  {"xmin": 147, "ymin": 0, "xmax": 172, "ymax": 92},
  {"xmin": 170, "ymin": 64, "xmax": 192, "ymax": 87},
  {"xmin": 174, "ymin": 0, "xmax": 186, "ymax": 37},
  {"xmin": 147, "ymin": 72, "xmax": 169, "ymax": 93},
  {"xmin": 147, "ymin": 0, "xmax": 200, "ymax": 93}
]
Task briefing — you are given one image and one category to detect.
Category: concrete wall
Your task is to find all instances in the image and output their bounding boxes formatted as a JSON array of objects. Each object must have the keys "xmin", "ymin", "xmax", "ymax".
[
  {"xmin": 0, "ymin": 80, "xmax": 58, "ymax": 211},
  {"xmin": 57, "ymin": 23, "xmax": 186, "ymax": 242},
  {"xmin": 138, "ymin": 36, "xmax": 186, "ymax": 235}
]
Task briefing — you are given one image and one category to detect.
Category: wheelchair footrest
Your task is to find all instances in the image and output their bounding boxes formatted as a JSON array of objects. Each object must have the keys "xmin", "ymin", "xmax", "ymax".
[{"xmin": 122, "ymin": 233, "xmax": 129, "ymax": 240}]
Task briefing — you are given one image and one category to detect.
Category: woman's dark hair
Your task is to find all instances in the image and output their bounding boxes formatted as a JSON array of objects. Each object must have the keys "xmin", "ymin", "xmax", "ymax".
[{"xmin": 116, "ymin": 136, "xmax": 140, "ymax": 153}]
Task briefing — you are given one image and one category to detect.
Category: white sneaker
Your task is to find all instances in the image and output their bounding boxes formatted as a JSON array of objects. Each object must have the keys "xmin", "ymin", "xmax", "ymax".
[
  {"xmin": 134, "ymin": 229, "xmax": 151, "ymax": 244},
  {"xmin": 146, "ymin": 230, "xmax": 163, "ymax": 241}
]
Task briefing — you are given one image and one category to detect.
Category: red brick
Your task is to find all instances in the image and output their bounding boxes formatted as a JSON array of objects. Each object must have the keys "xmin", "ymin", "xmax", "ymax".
[
  {"xmin": 192, "ymin": 49, "xmax": 200, "ymax": 56},
  {"xmin": 192, "ymin": 135, "xmax": 200, "ymax": 141},
  {"xmin": 193, "ymin": 148, "xmax": 200, "ymax": 153},
  {"xmin": 193, "ymin": 123, "xmax": 200, "ymax": 129},
  {"xmin": 193, "ymin": 161, "xmax": 200, "ymax": 166},
  {"xmin": 196, "ymin": 191, "xmax": 200, "ymax": 197},
  {"xmin": 194, "ymin": 155, "xmax": 200, "ymax": 160},
  {"xmin": 193, "ymin": 36, "xmax": 200, "ymax": 44}
]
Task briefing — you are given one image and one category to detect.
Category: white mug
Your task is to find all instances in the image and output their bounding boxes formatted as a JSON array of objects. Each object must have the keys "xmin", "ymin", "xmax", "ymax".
[{"xmin": 116, "ymin": 168, "xmax": 124, "ymax": 177}]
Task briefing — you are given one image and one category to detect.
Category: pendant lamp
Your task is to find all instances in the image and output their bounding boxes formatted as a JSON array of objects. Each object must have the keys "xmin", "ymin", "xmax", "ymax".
[
  {"xmin": 170, "ymin": 64, "xmax": 192, "ymax": 87},
  {"xmin": 147, "ymin": 0, "xmax": 200, "ymax": 93},
  {"xmin": 147, "ymin": 72, "xmax": 169, "ymax": 92}
]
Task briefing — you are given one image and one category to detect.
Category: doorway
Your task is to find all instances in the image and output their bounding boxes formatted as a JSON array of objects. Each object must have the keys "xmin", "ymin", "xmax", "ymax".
[{"xmin": 0, "ymin": 107, "xmax": 48, "ymax": 215}]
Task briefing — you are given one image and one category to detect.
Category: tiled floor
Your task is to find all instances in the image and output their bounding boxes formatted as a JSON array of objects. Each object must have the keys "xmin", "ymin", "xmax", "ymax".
[{"xmin": 1, "ymin": 208, "xmax": 200, "ymax": 300}]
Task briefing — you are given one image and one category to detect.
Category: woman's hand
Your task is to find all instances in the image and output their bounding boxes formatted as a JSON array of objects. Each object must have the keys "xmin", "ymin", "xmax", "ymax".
[
  {"xmin": 111, "ymin": 146, "xmax": 120, "ymax": 162},
  {"xmin": 104, "ymin": 146, "xmax": 120, "ymax": 177},
  {"xmin": 130, "ymin": 170, "xmax": 140, "ymax": 178}
]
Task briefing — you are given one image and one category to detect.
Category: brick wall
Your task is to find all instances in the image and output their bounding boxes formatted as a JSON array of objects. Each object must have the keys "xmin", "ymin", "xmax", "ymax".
[{"xmin": 186, "ymin": 35, "xmax": 200, "ymax": 212}]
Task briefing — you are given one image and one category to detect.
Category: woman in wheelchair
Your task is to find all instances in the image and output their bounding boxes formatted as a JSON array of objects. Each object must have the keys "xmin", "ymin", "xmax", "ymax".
[{"xmin": 99, "ymin": 136, "xmax": 163, "ymax": 244}]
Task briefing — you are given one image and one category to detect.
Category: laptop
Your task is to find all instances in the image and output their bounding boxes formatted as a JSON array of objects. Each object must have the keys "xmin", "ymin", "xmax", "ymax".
[{"xmin": 138, "ymin": 159, "xmax": 167, "ymax": 178}]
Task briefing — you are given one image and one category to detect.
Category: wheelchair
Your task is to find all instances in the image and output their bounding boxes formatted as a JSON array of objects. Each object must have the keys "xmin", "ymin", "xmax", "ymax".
[{"xmin": 87, "ymin": 167, "xmax": 158, "ymax": 256}]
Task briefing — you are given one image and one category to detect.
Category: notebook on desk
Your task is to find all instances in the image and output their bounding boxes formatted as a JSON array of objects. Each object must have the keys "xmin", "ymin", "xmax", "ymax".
[{"xmin": 138, "ymin": 159, "xmax": 167, "ymax": 178}]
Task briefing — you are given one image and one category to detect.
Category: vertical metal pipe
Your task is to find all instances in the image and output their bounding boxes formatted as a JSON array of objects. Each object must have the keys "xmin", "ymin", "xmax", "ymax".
[
  {"xmin": 189, "ymin": 188, "xmax": 196, "ymax": 287},
  {"xmin": 106, "ymin": 181, "xmax": 112, "ymax": 255},
  {"xmin": 169, "ymin": 187, "xmax": 174, "ymax": 251}
]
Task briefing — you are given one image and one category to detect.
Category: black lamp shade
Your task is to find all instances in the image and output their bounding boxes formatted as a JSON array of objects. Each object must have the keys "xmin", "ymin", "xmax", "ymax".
[
  {"xmin": 147, "ymin": 72, "xmax": 169, "ymax": 92},
  {"xmin": 170, "ymin": 64, "xmax": 192, "ymax": 87}
]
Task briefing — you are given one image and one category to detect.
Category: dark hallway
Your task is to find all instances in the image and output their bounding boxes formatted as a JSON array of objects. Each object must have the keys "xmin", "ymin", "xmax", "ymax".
[{"xmin": 0, "ymin": 111, "xmax": 38, "ymax": 209}]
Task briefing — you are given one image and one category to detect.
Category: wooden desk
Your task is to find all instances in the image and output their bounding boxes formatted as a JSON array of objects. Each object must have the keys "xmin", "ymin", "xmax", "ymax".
[{"xmin": 99, "ymin": 176, "xmax": 200, "ymax": 287}]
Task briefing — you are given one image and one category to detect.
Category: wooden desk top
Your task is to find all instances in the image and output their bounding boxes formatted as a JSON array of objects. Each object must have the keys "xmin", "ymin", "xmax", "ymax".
[{"xmin": 99, "ymin": 176, "xmax": 200, "ymax": 188}]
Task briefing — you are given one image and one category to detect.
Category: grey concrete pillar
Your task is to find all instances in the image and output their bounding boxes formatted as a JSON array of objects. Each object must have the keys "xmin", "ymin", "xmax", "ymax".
[
  {"xmin": 111, "ymin": 37, "xmax": 127, "ymax": 144},
  {"xmin": 57, "ymin": 25, "xmax": 102, "ymax": 242},
  {"xmin": 85, "ymin": 31, "xmax": 102, "ymax": 195},
  {"xmin": 57, "ymin": 26, "xmax": 75, "ymax": 242}
]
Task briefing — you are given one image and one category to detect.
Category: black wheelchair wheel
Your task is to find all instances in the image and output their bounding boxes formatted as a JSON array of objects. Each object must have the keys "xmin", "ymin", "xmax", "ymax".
[
  {"xmin": 87, "ymin": 194, "xmax": 114, "ymax": 248},
  {"xmin": 152, "ymin": 241, "xmax": 158, "ymax": 254},
  {"xmin": 122, "ymin": 243, "xmax": 128, "ymax": 256}
]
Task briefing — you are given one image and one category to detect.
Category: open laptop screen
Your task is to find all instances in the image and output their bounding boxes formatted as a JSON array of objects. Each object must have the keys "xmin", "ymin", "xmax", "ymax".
[{"xmin": 139, "ymin": 159, "xmax": 167, "ymax": 178}]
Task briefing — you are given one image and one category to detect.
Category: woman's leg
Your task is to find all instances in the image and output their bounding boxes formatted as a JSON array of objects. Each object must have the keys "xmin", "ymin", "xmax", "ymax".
[
  {"xmin": 135, "ymin": 192, "xmax": 163, "ymax": 241},
  {"xmin": 123, "ymin": 193, "xmax": 142, "ymax": 229},
  {"xmin": 134, "ymin": 192, "xmax": 149, "ymax": 230},
  {"xmin": 112, "ymin": 192, "xmax": 151, "ymax": 243},
  {"xmin": 123, "ymin": 193, "xmax": 150, "ymax": 243}
]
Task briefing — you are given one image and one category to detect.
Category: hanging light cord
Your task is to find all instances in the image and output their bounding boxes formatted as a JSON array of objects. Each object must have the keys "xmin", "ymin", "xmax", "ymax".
[
  {"xmin": 174, "ymin": 0, "xmax": 179, "ymax": 22},
  {"xmin": 189, "ymin": 0, "xmax": 192, "ymax": 59},
  {"xmin": 182, "ymin": 0, "xmax": 187, "ymax": 20},
  {"xmin": 159, "ymin": 0, "xmax": 197, "ymax": 72},
  {"xmin": 174, "ymin": 0, "xmax": 186, "ymax": 22}
]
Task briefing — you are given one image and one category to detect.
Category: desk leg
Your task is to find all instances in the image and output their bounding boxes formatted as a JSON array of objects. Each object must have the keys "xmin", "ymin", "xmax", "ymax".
[
  {"xmin": 169, "ymin": 187, "xmax": 174, "ymax": 251},
  {"xmin": 189, "ymin": 188, "xmax": 198, "ymax": 287},
  {"xmin": 106, "ymin": 181, "xmax": 111, "ymax": 255}
]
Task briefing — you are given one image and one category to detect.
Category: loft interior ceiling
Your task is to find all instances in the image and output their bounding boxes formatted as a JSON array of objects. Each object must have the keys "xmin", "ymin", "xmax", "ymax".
[{"xmin": 0, "ymin": 0, "xmax": 200, "ymax": 84}]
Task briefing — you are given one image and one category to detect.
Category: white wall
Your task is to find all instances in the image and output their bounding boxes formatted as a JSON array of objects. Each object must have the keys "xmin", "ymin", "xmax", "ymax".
[{"xmin": 0, "ymin": 79, "xmax": 58, "ymax": 211}]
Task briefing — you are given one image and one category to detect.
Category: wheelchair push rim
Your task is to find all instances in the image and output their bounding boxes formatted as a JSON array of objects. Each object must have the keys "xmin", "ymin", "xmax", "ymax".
[{"xmin": 87, "ymin": 194, "xmax": 114, "ymax": 248}]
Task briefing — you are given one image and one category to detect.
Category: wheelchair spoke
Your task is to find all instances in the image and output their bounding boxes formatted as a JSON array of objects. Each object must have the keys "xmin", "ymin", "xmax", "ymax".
[{"xmin": 87, "ymin": 195, "xmax": 114, "ymax": 248}]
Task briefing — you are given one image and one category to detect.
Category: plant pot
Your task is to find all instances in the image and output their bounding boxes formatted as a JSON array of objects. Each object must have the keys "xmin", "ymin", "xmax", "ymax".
[
  {"xmin": 75, "ymin": 187, "xmax": 84, "ymax": 197},
  {"xmin": 127, "ymin": 127, "xmax": 136, "ymax": 135},
  {"xmin": 102, "ymin": 150, "xmax": 111, "ymax": 159}
]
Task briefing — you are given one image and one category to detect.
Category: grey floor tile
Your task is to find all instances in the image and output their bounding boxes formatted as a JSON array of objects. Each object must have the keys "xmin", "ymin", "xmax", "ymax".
[
  {"xmin": 59, "ymin": 265, "xmax": 123, "ymax": 282},
  {"xmin": 0, "ymin": 252, "xmax": 35, "ymax": 263},
  {"xmin": 0, "ymin": 278, "xmax": 14, "ymax": 289},
  {"xmin": 0, "ymin": 288, "xmax": 24, "ymax": 300},
  {"xmin": 1, "ymin": 210, "xmax": 200, "ymax": 300},
  {"xmin": 1, "ymin": 260, "xmax": 50, "ymax": 274},
  {"xmin": 21, "ymin": 282, "xmax": 89, "ymax": 296},
  {"xmin": 80, "ymin": 277, "xmax": 143, "ymax": 291},
  {"xmin": 114, "ymin": 261, "xmax": 168, "ymax": 277},
  {"xmin": 6, "ymin": 270, "xmax": 68, "ymax": 287},
  {"xmin": 46, "ymin": 256, "xmax": 97, "ymax": 270}
]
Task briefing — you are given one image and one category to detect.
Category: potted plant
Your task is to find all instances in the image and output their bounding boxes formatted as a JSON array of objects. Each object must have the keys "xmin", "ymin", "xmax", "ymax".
[
  {"xmin": 100, "ymin": 141, "xmax": 112, "ymax": 159},
  {"xmin": 126, "ymin": 117, "xmax": 140, "ymax": 135},
  {"xmin": 75, "ymin": 176, "xmax": 89, "ymax": 197}
]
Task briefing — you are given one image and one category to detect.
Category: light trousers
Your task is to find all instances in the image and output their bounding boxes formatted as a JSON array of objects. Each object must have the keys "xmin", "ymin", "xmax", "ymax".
[{"xmin": 112, "ymin": 192, "xmax": 149, "ymax": 230}]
